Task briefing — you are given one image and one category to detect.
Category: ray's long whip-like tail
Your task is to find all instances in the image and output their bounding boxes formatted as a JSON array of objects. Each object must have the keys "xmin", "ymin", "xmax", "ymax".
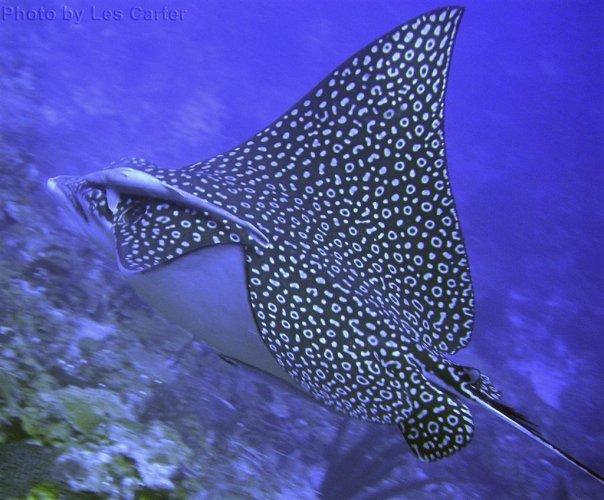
[{"xmin": 472, "ymin": 393, "xmax": 604, "ymax": 483}]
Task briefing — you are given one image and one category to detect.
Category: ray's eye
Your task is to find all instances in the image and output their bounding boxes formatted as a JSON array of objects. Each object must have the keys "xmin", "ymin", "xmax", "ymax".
[{"xmin": 79, "ymin": 187, "xmax": 107, "ymax": 214}]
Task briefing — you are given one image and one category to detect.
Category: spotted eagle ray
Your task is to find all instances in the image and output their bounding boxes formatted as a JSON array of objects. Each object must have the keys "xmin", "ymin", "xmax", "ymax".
[{"xmin": 46, "ymin": 6, "xmax": 602, "ymax": 482}]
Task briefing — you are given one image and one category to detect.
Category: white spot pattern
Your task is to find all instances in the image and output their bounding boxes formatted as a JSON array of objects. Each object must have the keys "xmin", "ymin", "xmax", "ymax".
[{"xmin": 109, "ymin": 7, "xmax": 483, "ymax": 459}]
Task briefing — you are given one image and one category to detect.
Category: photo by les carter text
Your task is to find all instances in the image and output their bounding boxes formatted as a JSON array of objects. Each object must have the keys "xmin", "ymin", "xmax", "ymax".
[{"xmin": 1, "ymin": 5, "xmax": 187, "ymax": 22}]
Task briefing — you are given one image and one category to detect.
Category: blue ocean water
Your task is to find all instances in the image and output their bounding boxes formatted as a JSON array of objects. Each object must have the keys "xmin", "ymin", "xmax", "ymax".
[{"xmin": 0, "ymin": 0, "xmax": 602, "ymax": 497}]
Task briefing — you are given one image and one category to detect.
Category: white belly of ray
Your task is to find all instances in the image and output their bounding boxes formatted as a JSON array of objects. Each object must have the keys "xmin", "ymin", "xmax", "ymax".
[{"xmin": 124, "ymin": 244, "xmax": 293, "ymax": 385}]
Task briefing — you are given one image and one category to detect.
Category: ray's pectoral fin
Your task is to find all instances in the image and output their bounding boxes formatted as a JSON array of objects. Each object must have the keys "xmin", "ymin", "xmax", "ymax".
[
  {"xmin": 111, "ymin": 193, "xmax": 261, "ymax": 273},
  {"xmin": 85, "ymin": 163, "xmax": 270, "ymax": 248},
  {"xmin": 83, "ymin": 159, "xmax": 271, "ymax": 273},
  {"xmin": 398, "ymin": 380, "xmax": 474, "ymax": 461}
]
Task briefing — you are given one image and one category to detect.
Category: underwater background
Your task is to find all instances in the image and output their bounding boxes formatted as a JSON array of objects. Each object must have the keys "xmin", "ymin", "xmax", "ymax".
[{"xmin": 0, "ymin": 0, "xmax": 602, "ymax": 498}]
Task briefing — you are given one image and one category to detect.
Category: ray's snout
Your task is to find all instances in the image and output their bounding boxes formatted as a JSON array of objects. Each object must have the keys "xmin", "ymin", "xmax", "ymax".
[
  {"xmin": 46, "ymin": 174, "xmax": 117, "ymax": 253},
  {"xmin": 46, "ymin": 175, "xmax": 64, "ymax": 199},
  {"xmin": 46, "ymin": 175, "xmax": 88, "ymax": 221},
  {"xmin": 47, "ymin": 175, "xmax": 70, "ymax": 206}
]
